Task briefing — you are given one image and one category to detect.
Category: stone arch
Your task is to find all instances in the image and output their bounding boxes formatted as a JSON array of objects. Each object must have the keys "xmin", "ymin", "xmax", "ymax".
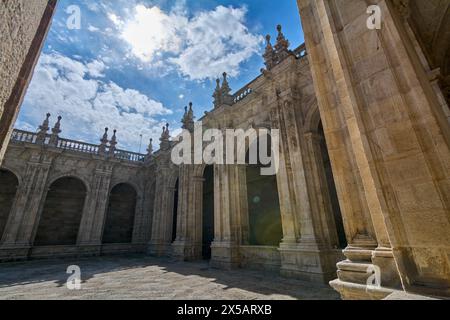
[
  {"xmin": 102, "ymin": 183, "xmax": 138, "ymax": 244},
  {"xmin": 304, "ymin": 103, "xmax": 322, "ymax": 134},
  {"xmin": 0, "ymin": 165, "xmax": 23, "ymax": 187},
  {"xmin": 109, "ymin": 180, "xmax": 142, "ymax": 198},
  {"xmin": 0, "ymin": 169, "xmax": 19, "ymax": 242},
  {"xmin": 46, "ymin": 173, "xmax": 91, "ymax": 195},
  {"xmin": 316, "ymin": 120, "xmax": 347, "ymax": 249},
  {"xmin": 235, "ymin": 125, "xmax": 274, "ymax": 165},
  {"xmin": 245, "ymin": 133, "xmax": 283, "ymax": 246},
  {"xmin": 34, "ymin": 176, "xmax": 87, "ymax": 246}
]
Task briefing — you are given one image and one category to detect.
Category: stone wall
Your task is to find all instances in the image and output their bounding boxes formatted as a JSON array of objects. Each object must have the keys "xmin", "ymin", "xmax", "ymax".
[
  {"xmin": 0, "ymin": 170, "xmax": 18, "ymax": 240},
  {"xmin": 152, "ymin": 30, "xmax": 346, "ymax": 285},
  {"xmin": 0, "ymin": 136, "xmax": 155, "ymax": 261},
  {"xmin": 0, "ymin": 0, "xmax": 57, "ymax": 164},
  {"xmin": 297, "ymin": 0, "xmax": 450, "ymax": 299}
]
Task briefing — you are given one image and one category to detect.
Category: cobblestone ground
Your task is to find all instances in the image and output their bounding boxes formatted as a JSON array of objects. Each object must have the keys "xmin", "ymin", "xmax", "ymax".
[{"xmin": 0, "ymin": 256, "xmax": 339, "ymax": 300}]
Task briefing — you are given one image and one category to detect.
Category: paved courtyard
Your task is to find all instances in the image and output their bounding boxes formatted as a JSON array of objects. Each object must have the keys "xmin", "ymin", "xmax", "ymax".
[{"xmin": 0, "ymin": 255, "xmax": 339, "ymax": 300}]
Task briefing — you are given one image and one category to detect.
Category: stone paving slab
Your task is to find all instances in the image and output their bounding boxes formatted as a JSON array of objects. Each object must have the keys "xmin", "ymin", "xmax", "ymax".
[{"xmin": 0, "ymin": 255, "xmax": 340, "ymax": 300}]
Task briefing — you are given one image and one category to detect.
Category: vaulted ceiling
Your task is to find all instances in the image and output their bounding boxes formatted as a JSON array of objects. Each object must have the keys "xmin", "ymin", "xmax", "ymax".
[
  {"xmin": 407, "ymin": 0, "xmax": 450, "ymax": 103},
  {"xmin": 408, "ymin": 0, "xmax": 450, "ymax": 75}
]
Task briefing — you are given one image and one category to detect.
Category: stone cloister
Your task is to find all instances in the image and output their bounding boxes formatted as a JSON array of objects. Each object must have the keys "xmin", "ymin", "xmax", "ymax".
[
  {"xmin": 0, "ymin": 120, "xmax": 155, "ymax": 260},
  {"xmin": 0, "ymin": 0, "xmax": 449, "ymax": 300},
  {"xmin": 1, "ymin": 27, "xmax": 347, "ymax": 287}
]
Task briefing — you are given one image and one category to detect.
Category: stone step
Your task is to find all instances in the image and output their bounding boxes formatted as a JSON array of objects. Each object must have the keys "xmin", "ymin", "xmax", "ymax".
[{"xmin": 336, "ymin": 260, "xmax": 374, "ymax": 285}]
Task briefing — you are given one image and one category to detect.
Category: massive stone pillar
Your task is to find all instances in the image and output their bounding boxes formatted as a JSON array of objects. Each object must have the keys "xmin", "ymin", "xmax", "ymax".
[
  {"xmin": 210, "ymin": 165, "xmax": 241, "ymax": 269},
  {"xmin": 267, "ymin": 88, "xmax": 343, "ymax": 283},
  {"xmin": 297, "ymin": 0, "xmax": 450, "ymax": 298},
  {"xmin": 172, "ymin": 164, "xmax": 205, "ymax": 260},
  {"xmin": 0, "ymin": 151, "xmax": 53, "ymax": 260},
  {"xmin": 132, "ymin": 169, "xmax": 156, "ymax": 245},
  {"xmin": 77, "ymin": 162, "xmax": 113, "ymax": 251},
  {"xmin": 235, "ymin": 165, "xmax": 250, "ymax": 246},
  {"xmin": 148, "ymin": 151, "xmax": 178, "ymax": 257},
  {"xmin": 0, "ymin": 0, "xmax": 58, "ymax": 165}
]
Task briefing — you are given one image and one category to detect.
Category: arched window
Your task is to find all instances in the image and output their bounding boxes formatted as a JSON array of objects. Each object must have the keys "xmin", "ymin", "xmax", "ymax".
[
  {"xmin": 35, "ymin": 177, "xmax": 86, "ymax": 246},
  {"xmin": 0, "ymin": 169, "xmax": 19, "ymax": 240},
  {"xmin": 102, "ymin": 183, "xmax": 137, "ymax": 244}
]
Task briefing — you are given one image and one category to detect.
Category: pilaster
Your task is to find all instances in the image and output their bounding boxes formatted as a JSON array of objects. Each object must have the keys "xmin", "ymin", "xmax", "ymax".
[
  {"xmin": 148, "ymin": 151, "xmax": 178, "ymax": 257},
  {"xmin": 298, "ymin": 0, "xmax": 450, "ymax": 298},
  {"xmin": 0, "ymin": 150, "xmax": 53, "ymax": 260},
  {"xmin": 77, "ymin": 162, "xmax": 113, "ymax": 249}
]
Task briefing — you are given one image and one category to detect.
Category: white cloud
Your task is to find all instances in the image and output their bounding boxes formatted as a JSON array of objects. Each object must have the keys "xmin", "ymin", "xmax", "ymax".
[
  {"xmin": 88, "ymin": 25, "xmax": 100, "ymax": 32},
  {"xmin": 108, "ymin": 13, "xmax": 123, "ymax": 27},
  {"xmin": 18, "ymin": 53, "xmax": 172, "ymax": 151},
  {"xmin": 86, "ymin": 59, "xmax": 106, "ymax": 78},
  {"xmin": 113, "ymin": 5, "xmax": 263, "ymax": 80},
  {"xmin": 117, "ymin": 5, "xmax": 187, "ymax": 63}
]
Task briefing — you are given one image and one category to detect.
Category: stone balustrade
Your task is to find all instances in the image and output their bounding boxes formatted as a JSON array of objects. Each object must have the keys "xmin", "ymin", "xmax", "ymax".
[{"xmin": 10, "ymin": 129, "xmax": 145, "ymax": 163}]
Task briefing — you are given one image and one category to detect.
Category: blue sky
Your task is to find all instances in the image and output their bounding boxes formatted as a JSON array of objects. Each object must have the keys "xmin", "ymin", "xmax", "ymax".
[{"xmin": 17, "ymin": 0, "xmax": 304, "ymax": 153}]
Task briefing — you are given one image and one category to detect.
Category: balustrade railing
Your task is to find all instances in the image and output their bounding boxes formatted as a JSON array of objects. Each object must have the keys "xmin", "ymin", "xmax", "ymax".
[
  {"xmin": 11, "ymin": 130, "xmax": 38, "ymax": 144},
  {"xmin": 233, "ymin": 87, "xmax": 253, "ymax": 104},
  {"xmin": 114, "ymin": 149, "xmax": 146, "ymax": 162},
  {"xmin": 57, "ymin": 138, "xmax": 100, "ymax": 154},
  {"xmin": 10, "ymin": 129, "xmax": 145, "ymax": 163},
  {"xmin": 293, "ymin": 43, "xmax": 307, "ymax": 58}
]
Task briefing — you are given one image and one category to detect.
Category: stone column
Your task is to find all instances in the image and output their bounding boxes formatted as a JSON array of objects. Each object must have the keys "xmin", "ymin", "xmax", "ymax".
[
  {"xmin": 298, "ymin": 0, "xmax": 450, "ymax": 298},
  {"xmin": 268, "ymin": 92, "xmax": 344, "ymax": 283},
  {"xmin": 302, "ymin": 131, "xmax": 342, "ymax": 249},
  {"xmin": 77, "ymin": 162, "xmax": 113, "ymax": 253},
  {"xmin": 236, "ymin": 165, "xmax": 249, "ymax": 245},
  {"xmin": 172, "ymin": 164, "xmax": 204, "ymax": 260},
  {"xmin": 210, "ymin": 165, "xmax": 240, "ymax": 269},
  {"xmin": 148, "ymin": 152, "xmax": 178, "ymax": 257},
  {"xmin": 0, "ymin": 151, "xmax": 53, "ymax": 260},
  {"xmin": 132, "ymin": 173, "xmax": 155, "ymax": 244}
]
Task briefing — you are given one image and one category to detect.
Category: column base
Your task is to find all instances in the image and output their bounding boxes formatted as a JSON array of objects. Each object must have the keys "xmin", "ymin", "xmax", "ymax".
[
  {"xmin": 171, "ymin": 240, "xmax": 202, "ymax": 261},
  {"xmin": 278, "ymin": 242, "xmax": 344, "ymax": 284},
  {"xmin": 0, "ymin": 245, "xmax": 31, "ymax": 262},
  {"xmin": 148, "ymin": 241, "xmax": 172, "ymax": 257},
  {"xmin": 210, "ymin": 241, "xmax": 240, "ymax": 270},
  {"xmin": 330, "ymin": 246, "xmax": 405, "ymax": 300},
  {"xmin": 330, "ymin": 279, "xmax": 395, "ymax": 300}
]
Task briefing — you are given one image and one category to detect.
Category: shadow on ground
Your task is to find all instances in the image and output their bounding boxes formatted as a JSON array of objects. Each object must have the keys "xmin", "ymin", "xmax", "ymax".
[{"xmin": 0, "ymin": 255, "xmax": 339, "ymax": 300}]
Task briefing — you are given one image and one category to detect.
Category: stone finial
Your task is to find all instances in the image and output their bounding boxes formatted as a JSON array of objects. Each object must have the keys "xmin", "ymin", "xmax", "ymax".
[
  {"xmin": 144, "ymin": 138, "xmax": 154, "ymax": 164},
  {"xmin": 147, "ymin": 138, "xmax": 153, "ymax": 155},
  {"xmin": 221, "ymin": 72, "xmax": 231, "ymax": 94},
  {"xmin": 36, "ymin": 113, "xmax": 51, "ymax": 145},
  {"xmin": 109, "ymin": 129, "xmax": 117, "ymax": 156},
  {"xmin": 49, "ymin": 116, "xmax": 62, "ymax": 147},
  {"xmin": 275, "ymin": 24, "xmax": 290, "ymax": 61},
  {"xmin": 160, "ymin": 123, "xmax": 171, "ymax": 151},
  {"xmin": 220, "ymin": 72, "xmax": 234, "ymax": 106},
  {"xmin": 263, "ymin": 34, "xmax": 276, "ymax": 70},
  {"xmin": 212, "ymin": 72, "xmax": 234, "ymax": 108},
  {"xmin": 213, "ymin": 78, "xmax": 222, "ymax": 108},
  {"xmin": 182, "ymin": 102, "xmax": 195, "ymax": 132},
  {"xmin": 99, "ymin": 127, "xmax": 109, "ymax": 155}
]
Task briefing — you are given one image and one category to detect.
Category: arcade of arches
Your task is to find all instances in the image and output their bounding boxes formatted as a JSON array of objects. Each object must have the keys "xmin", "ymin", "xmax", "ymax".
[{"xmin": 0, "ymin": 0, "xmax": 449, "ymax": 300}]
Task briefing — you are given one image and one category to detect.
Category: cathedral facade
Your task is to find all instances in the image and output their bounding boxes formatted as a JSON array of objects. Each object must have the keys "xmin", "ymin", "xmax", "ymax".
[{"xmin": 0, "ymin": 0, "xmax": 449, "ymax": 300}]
